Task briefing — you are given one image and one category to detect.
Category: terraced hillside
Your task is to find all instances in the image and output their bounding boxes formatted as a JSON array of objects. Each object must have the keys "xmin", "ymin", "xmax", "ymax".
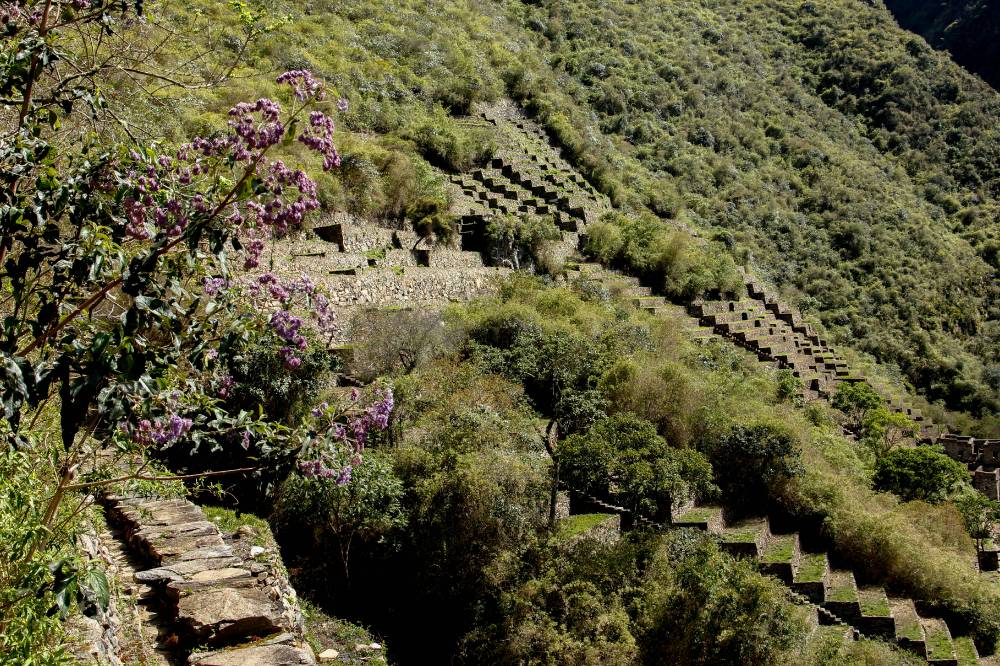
[{"xmin": 670, "ymin": 503, "xmax": 979, "ymax": 665}]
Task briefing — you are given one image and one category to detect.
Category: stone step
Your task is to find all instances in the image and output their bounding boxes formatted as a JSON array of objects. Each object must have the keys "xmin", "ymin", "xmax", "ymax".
[
  {"xmin": 103, "ymin": 496, "xmax": 302, "ymax": 656},
  {"xmin": 953, "ymin": 635, "xmax": 980, "ymax": 666},
  {"xmin": 719, "ymin": 517, "xmax": 770, "ymax": 558},
  {"xmin": 857, "ymin": 587, "xmax": 895, "ymax": 640},
  {"xmin": 823, "ymin": 570, "xmax": 861, "ymax": 624},
  {"xmin": 671, "ymin": 505, "xmax": 724, "ymax": 532},
  {"xmin": 890, "ymin": 597, "xmax": 927, "ymax": 657}
]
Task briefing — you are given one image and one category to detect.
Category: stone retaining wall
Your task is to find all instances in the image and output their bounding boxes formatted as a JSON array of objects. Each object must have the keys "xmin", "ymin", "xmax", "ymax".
[
  {"xmin": 324, "ymin": 266, "xmax": 509, "ymax": 308},
  {"xmin": 426, "ymin": 249, "xmax": 486, "ymax": 269}
]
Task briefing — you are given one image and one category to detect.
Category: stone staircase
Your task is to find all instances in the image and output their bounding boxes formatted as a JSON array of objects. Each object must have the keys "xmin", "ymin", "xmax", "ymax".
[
  {"xmin": 444, "ymin": 101, "xmax": 610, "ymax": 266},
  {"xmin": 101, "ymin": 495, "xmax": 316, "ymax": 665},
  {"xmin": 672, "ymin": 504, "xmax": 975, "ymax": 665}
]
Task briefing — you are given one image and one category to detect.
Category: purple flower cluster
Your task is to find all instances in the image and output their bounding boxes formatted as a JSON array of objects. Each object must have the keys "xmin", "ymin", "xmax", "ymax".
[
  {"xmin": 299, "ymin": 111, "xmax": 341, "ymax": 171},
  {"xmin": 247, "ymin": 160, "xmax": 320, "ymax": 234},
  {"xmin": 131, "ymin": 413, "xmax": 193, "ymax": 447},
  {"xmin": 228, "ymin": 98, "xmax": 285, "ymax": 156},
  {"xmin": 349, "ymin": 388, "xmax": 394, "ymax": 447},
  {"xmin": 296, "ymin": 387, "xmax": 394, "ymax": 485},
  {"xmin": 118, "ymin": 69, "xmax": 342, "ymax": 268},
  {"xmin": 217, "ymin": 374, "xmax": 235, "ymax": 399},
  {"xmin": 298, "ymin": 459, "xmax": 353, "ymax": 484},
  {"xmin": 203, "ymin": 276, "xmax": 229, "ymax": 295},
  {"xmin": 277, "ymin": 70, "xmax": 325, "ymax": 101},
  {"xmin": 248, "ymin": 272, "xmax": 339, "ymax": 366}
]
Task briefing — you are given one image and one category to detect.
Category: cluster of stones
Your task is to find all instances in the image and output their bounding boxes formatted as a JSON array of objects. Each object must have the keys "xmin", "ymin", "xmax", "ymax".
[
  {"xmin": 254, "ymin": 214, "xmax": 509, "ymax": 342},
  {"xmin": 102, "ymin": 495, "xmax": 316, "ymax": 665}
]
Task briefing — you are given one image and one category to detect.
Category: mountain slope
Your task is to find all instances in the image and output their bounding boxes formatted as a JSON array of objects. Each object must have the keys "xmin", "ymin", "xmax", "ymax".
[
  {"xmin": 514, "ymin": 0, "xmax": 1000, "ymax": 417},
  {"xmin": 132, "ymin": 0, "xmax": 1000, "ymax": 423},
  {"xmin": 883, "ymin": 0, "xmax": 1000, "ymax": 90}
]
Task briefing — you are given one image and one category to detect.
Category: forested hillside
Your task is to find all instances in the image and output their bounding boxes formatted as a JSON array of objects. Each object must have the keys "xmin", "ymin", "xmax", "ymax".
[
  {"xmin": 884, "ymin": 0, "xmax": 1000, "ymax": 90},
  {"xmin": 513, "ymin": 0, "xmax": 1000, "ymax": 418},
  {"xmin": 128, "ymin": 0, "xmax": 1000, "ymax": 422}
]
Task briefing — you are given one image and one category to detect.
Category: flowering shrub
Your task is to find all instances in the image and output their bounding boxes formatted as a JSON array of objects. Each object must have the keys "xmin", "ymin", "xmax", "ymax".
[{"xmin": 0, "ymin": 1, "xmax": 388, "ymax": 655}]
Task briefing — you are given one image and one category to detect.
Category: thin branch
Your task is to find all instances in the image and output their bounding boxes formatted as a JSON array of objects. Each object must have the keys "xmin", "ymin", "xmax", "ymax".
[{"xmin": 65, "ymin": 466, "xmax": 259, "ymax": 491}]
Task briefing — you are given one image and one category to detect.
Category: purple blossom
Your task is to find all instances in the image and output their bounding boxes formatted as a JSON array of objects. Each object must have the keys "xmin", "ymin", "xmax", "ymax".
[
  {"xmin": 276, "ymin": 70, "xmax": 325, "ymax": 101},
  {"xmin": 131, "ymin": 413, "xmax": 193, "ymax": 447},
  {"xmin": 203, "ymin": 277, "xmax": 229, "ymax": 295},
  {"xmin": 337, "ymin": 98, "xmax": 349, "ymax": 113},
  {"xmin": 298, "ymin": 111, "xmax": 341, "ymax": 171}
]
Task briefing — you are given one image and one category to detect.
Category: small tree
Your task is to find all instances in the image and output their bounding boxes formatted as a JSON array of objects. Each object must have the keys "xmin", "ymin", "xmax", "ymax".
[
  {"xmin": 832, "ymin": 383, "xmax": 884, "ymax": 433},
  {"xmin": 956, "ymin": 491, "xmax": 1000, "ymax": 555},
  {"xmin": 873, "ymin": 447, "xmax": 969, "ymax": 503},
  {"xmin": 560, "ymin": 414, "xmax": 715, "ymax": 519},
  {"xmin": 861, "ymin": 408, "xmax": 919, "ymax": 458},
  {"xmin": 273, "ymin": 451, "xmax": 405, "ymax": 582},
  {"xmin": 706, "ymin": 421, "xmax": 802, "ymax": 515}
]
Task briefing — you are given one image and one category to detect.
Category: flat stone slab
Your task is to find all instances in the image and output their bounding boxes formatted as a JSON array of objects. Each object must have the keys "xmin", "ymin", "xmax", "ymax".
[
  {"xmin": 168, "ymin": 571, "xmax": 256, "ymax": 598},
  {"xmin": 177, "ymin": 586, "xmax": 282, "ymax": 644},
  {"xmin": 188, "ymin": 644, "xmax": 316, "ymax": 665},
  {"xmin": 177, "ymin": 546, "xmax": 235, "ymax": 561},
  {"xmin": 122, "ymin": 504, "xmax": 206, "ymax": 524},
  {"xmin": 136, "ymin": 557, "xmax": 243, "ymax": 583},
  {"xmin": 137, "ymin": 520, "xmax": 219, "ymax": 540},
  {"xmin": 148, "ymin": 534, "xmax": 227, "ymax": 561}
]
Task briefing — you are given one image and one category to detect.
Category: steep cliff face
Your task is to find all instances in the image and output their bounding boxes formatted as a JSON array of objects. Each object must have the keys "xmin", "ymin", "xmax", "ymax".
[{"xmin": 883, "ymin": 0, "xmax": 1000, "ymax": 89}]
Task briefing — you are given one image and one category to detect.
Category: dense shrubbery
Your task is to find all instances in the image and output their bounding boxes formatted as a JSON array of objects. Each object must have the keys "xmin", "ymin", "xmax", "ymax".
[
  {"xmin": 559, "ymin": 414, "xmax": 715, "ymax": 519},
  {"xmin": 137, "ymin": 0, "xmax": 1000, "ymax": 425},
  {"xmin": 873, "ymin": 447, "xmax": 970, "ymax": 503},
  {"xmin": 584, "ymin": 214, "xmax": 743, "ymax": 301},
  {"xmin": 517, "ymin": 0, "xmax": 1000, "ymax": 419}
]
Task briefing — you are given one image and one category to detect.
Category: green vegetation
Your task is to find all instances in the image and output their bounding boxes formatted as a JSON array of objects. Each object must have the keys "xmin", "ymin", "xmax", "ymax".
[
  {"xmin": 516, "ymin": 0, "xmax": 1000, "ymax": 420},
  {"xmin": 858, "ymin": 589, "xmax": 891, "ymax": 618},
  {"xmin": 559, "ymin": 413, "xmax": 715, "ymax": 519},
  {"xmin": 925, "ymin": 621, "xmax": 956, "ymax": 662},
  {"xmin": 873, "ymin": 447, "xmax": 970, "ymax": 503},
  {"xmin": 761, "ymin": 534, "xmax": 798, "ymax": 565},
  {"xmin": 827, "ymin": 573, "xmax": 859, "ymax": 603},
  {"xmin": 885, "ymin": 0, "xmax": 1000, "ymax": 90},
  {"xmin": 5, "ymin": 0, "xmax": 1000, "ymax": 661},
  {"xmin": 894, "ymin": 609, "xmax": 924, "ymax": 643},
  {"xmin": 955, "ymin": 635, "xmax": 981, "ymax": 666},
  {"xmin": 105, "ymin": 0, "xmax": 1000, "ymax": 424}
]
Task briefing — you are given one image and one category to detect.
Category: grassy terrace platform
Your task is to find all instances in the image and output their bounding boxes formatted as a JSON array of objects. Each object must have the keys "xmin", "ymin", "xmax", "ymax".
[
  {"xmin": 826, "ymin": 571, "xmax": 858, "ymax": 604},
  {"xmin": 922, "ymin": 618, "xmax": 956, "ymax": 663},
  {"xmin": 954, "ymin": 636, "xmax": 979, "ymax": 666},
  {"xmin": 890, "ymin": 598, "xmax": 924, "ymax": 644},
  {"xmin": 721, "ymin": 518, "xmax": 766, "ymax": 543},
  {"xmin": 557, "ymin": 513, "xmax": 614, "ymax": 541},
  {"xmin": 760, "ymin": 534, "xmax": 797, "ymax": 564},
  {"xmin": 672, "ymin": 506, "xmax": 723, "ymax": 530},
  {"xmin": 857, "ymin": 588, "xmax": 890, "ymax": 618},
  {"xmin": 795, "ymin": 553, "xmax": 828, "ymax": 583}
]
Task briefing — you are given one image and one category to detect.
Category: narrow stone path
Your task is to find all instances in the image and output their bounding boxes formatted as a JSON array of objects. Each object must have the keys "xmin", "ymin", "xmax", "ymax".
[{"xmin": 101, "ymin": 495, "xmax": 316, "ymax": 665}]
